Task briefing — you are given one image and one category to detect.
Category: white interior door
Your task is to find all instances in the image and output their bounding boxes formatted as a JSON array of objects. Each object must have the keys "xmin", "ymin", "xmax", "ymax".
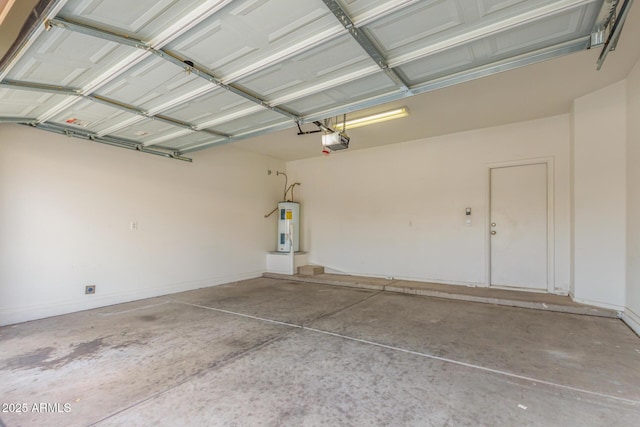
[{"xmin": 490, "ymin": 163, "xmax": 548, "ymax": 290}]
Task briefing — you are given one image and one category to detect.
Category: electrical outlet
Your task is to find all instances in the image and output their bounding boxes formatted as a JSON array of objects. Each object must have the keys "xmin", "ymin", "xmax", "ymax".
[{"xmin": 85, "ymin": 285, "xmax": 96, "ymax": 295}]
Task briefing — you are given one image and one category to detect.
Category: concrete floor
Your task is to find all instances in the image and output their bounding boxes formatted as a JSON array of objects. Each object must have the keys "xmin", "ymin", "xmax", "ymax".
[{"xmin": 1, "ymin": 277, "xmax": 639, "ymax": 426}]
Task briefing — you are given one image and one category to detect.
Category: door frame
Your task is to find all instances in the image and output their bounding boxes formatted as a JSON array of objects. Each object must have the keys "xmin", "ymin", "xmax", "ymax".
[{"xmin": 484, "ymin": 157, "xmax": 555, "ymax": 293}]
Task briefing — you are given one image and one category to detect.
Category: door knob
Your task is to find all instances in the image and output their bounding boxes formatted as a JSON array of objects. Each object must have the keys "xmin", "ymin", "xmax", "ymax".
[
  {"xmin": 491, "ymin": 231, "xmax": 497, "ymax": 235},
  {"xmin": 491, "ymin": 223, "xmax": 496, "ymax": 227}
]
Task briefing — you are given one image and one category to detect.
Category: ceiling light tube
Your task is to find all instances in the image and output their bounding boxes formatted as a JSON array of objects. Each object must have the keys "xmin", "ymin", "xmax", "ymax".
[{"xmin": 333, "ymin": 107, "xmax": 409, "ymax": 130}]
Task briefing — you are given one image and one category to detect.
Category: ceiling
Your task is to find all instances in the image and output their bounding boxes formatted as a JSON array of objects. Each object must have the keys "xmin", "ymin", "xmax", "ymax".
[{"xmin": 0, "ymin": 0, "xmax": 635, "ymax": 162}]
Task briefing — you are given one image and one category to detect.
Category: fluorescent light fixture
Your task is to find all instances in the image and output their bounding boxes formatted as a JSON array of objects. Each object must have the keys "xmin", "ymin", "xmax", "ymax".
[{"xmin": 333, "ymin": 107, "xmax": 409, "ymax": 131}]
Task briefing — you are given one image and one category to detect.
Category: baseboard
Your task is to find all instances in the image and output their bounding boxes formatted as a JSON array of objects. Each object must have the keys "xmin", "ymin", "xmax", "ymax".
[
  {"xmin": 0, "ymin": 271, "xmax": 263, "ymax": 326},
  {"xmin": 623, "ymin": 307, "xmax": 640, "ymax": 337}
]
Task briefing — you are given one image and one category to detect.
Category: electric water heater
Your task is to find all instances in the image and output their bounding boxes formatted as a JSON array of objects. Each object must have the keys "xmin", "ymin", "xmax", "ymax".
[{"xmin": 277, "ymin": 202, "xmax": 299, "ymax": 252}]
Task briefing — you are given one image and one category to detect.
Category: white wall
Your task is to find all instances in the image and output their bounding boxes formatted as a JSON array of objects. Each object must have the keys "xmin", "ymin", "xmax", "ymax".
[
  {"xmin": 288, "ymin": 115, "xmax": 571, "ymax": 290},
  {"xmin": 0, "ymin": 124, "xmax": 284, "ymax": 325},
  {"xmin": 571, "ymin": 81, "xmax": 627, "ymax": 311},
  {"xmin": 3, "ymin": 78, "xmax": 637, "ymax": 326},
  {"xmin": 626, "ymin": 59, "xmax": 640, "ymax": 333}
]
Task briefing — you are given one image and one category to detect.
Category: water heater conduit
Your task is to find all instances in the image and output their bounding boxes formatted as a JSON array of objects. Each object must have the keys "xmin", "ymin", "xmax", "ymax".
[
  {"xmin": 264, "ymin": 171, "xmax": 301, "ymax": 217},
  {"xmin": 277, "ymin": 171, "xmax": 288, "ymax": 200}
]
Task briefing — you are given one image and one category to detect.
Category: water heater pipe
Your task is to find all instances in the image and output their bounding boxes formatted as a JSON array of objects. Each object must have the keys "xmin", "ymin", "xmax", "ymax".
[
  {"xmin": 276, "ymin": 171, "xmax": 288, "ymax": 200},
  {"xmin": 285, "ymin": 182, "xmax": 301, "ymax": 202},
  {"xmin": 287, "ymin": 220, "xmax": 295, "ymax": 274},
  {"xmin": 264, "ymin": 206, "xmax": 278, "ymax": 218}
]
